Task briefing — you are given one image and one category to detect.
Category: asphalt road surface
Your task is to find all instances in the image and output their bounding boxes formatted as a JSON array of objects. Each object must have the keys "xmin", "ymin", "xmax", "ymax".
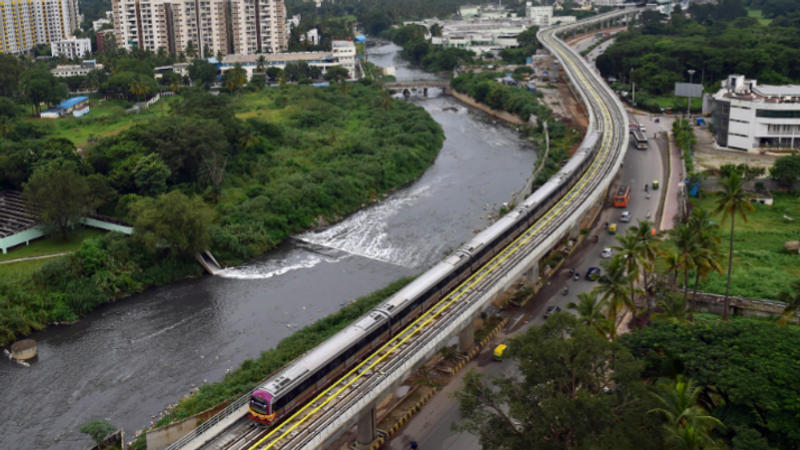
[{"xmin": 385, "ymin": 115, "xmax": 666, "ymax": 450}]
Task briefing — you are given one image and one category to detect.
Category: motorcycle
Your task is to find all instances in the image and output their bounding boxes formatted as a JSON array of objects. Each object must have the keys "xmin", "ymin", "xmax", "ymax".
[{"xmin": 562, "ymin": 286, "xmax": 569, "ymax": 296}]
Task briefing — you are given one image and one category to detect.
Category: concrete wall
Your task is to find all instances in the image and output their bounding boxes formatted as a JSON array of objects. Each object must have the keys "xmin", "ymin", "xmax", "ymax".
[
  {"xmin": 447, "ymin": 89, "xmax": 526, "ymax": 126},
  {"xmin": 0, "ymin": 226, "xmax": 47, "ymax": 254},
  {"xmin": 146, "ymin": 400, "xmax": 229, "ymax": 450},
  {"xmin": 689, "ymin": 291, "xmax": 797, "ymax": 322}
]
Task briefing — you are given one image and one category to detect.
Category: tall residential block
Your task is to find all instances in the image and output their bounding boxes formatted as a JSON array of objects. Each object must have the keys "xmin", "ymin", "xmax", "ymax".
[
  {"xmin": 0, "ymin": 0, "xmax": 81, "ymax": 54},
  {"xmin": 112, "ymin": 0, "xmax": 287, "ymax": 57}
]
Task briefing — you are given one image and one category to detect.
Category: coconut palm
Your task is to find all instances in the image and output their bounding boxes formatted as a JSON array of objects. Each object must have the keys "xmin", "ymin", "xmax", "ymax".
[
  {"xmin": 652, "ymin": 293, "xmax": 693, "ymax": 324},
  {"xmin": 669, "ymin": 222, "xmax": 698, "ymax": 301},
  {"xmin": 714, "ymin": 172, "xmax": 754, "ymax": 320},
  {"xmin": 633, "ymin": 220, "xmax": 660, "ymax": 294},
  {"xmin": 662, "ymin": 247, "xmax": 683, "ymax": 288},
  {"xmin": 592, "ymin": 256, "xmax": 634, "ymax": 337},
  {"xmin": 567, "ymin": 291, "xmax": 611, "ymax": 337},
  {"xmin": 649, "ymin": 376, "xmax": 725, "ymax": 450},
  {"xmin": 687, "ymin": 209, "xmax": 723, "ymax": 301},
  {"xmin": 777, "ymin": 280, "xmax": 800, "ymax": 326},
  {"xmin": 613, "ymin": 229, "xmax": 644, "ymax": 310}
]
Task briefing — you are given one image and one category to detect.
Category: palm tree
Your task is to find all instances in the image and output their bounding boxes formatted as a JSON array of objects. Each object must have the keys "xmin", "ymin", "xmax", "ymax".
[
  {"xmin": 633, "ymin": 220, "xmax": 660, "ymax": 295},
  {"xmin": 662, "ymin": 247, "xmax": 683, "ymax": 288},
  {"xmin": 614, "ymin": 229, "xmax": 644, "ymax": 310},
  {"xmin": 567, "ymin": 291, "xmax": 611, "ymax": 337},
  {"xmin": 686, "ymin": 209, "xmax": 723, "ymax": 301},
  {"xmin": 714, "ymin": 172, "xmax": 754, "ymax": 320},
  {"xmin": 593, "ymin": 256, "xmax": 634, "ymax": 337},
  {"xmin": 670, "ymin": 222, "xmax": 697, "ymax": 301},
  {"xmin": 653, "ymin": 293, "xmax": 693, "ymax": 324},
  {"xmin": 777, "ymin": 280, "xmax": 800, "ymax": 326},
  {"xmin": 649, "ymin": 376, "xmax": 725, "ymax": 450}
]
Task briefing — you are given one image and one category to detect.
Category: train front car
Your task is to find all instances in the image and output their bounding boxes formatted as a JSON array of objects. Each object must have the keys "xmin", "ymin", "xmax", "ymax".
[{"xmin": 249, "ymin": 389, "xmax": 276, "ymax": 425}]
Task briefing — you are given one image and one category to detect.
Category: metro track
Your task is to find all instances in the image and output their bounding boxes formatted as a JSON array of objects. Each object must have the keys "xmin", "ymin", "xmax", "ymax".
[{"xmin": 195, "ymin": 14, "xmax": 629, "ymax": 450}]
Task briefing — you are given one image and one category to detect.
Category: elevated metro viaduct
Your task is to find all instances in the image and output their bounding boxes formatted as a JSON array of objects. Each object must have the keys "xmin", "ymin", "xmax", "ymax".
[{"xmin": 165, "ymin": 7, "xmax": 645, "ymax": 450}]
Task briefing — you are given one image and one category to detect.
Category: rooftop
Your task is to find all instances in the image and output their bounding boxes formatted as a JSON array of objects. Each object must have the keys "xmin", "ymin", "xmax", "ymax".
[
  {"xmin": 59, "ymin": 96, "xmax": 89, "ymax": 109},
  {"xmin": 0, "ymin": 191, "xmax": 37, "ymax": 238}
]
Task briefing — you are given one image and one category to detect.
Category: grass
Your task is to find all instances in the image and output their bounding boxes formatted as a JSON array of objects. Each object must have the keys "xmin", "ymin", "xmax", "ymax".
[
  {"xmin": 0, "ymin": 258, "xmax": 53, "ymax": 283},
  {"xmin": 648, "ymin": 95, "xmax": 702, "ymax": 112},
  {"xmin": 747, "ymin": 8, "xmax": 771, "ymax": 26},
  {"xmin": 31, "ymin": 96, "xmax": 179, "ymax": 147},
  {"xmin": 689, "ymin": 193, "xmax": 800, "ymax": 300},
  {"xmin": 0, "ymin": 228, "xmax": 104, "ymax": 262}
]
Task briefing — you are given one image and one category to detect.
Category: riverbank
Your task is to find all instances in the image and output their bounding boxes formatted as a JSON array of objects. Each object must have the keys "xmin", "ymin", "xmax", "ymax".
[{"xmin": 0, "ymin": 83, "xmax": 446, "ymax": 349}]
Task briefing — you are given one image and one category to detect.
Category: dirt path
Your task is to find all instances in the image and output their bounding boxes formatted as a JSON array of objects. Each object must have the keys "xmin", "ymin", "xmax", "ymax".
[{"xmin": 0, "ymin": 251, "xmax": 71, "ymax": 265}]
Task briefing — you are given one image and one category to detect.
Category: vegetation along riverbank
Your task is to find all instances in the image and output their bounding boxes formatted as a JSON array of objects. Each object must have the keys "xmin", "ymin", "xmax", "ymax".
[{"xmin": 0, "ymin": 82, "xmax": 444, "ymax": 347}]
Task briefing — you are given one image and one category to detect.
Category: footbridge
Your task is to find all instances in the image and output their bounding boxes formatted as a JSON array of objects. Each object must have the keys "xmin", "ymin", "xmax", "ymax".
[{"xmin": 165, "ymin": 7, "xmax": 643, "ymax": 450}]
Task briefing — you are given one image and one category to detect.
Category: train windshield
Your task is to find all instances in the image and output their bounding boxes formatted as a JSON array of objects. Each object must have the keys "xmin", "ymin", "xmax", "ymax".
[{"xmin": 250, "ymin": 396, "xmax": 271, "ymax": 414}]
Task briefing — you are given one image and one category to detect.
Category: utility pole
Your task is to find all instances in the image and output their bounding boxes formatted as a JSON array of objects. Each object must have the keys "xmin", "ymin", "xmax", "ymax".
[{"xmin": 686, "ymin": 69, "xmax": 695, "ymax": 118}]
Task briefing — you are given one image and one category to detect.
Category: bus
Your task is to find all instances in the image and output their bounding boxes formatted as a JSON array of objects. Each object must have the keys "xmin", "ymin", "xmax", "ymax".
[
  {"xmin": 613, "ymin": 184, "xmax": 631, "ymax": 208},
  {"xmin": 631, "ymin": 127, "xmax": 648, "ymax": 150}
]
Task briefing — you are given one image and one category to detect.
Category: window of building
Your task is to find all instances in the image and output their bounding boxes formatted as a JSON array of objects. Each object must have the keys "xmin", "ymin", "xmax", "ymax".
[{"xmin": 756, "ymin": 109, "xmax": 800, "ymax": 118}]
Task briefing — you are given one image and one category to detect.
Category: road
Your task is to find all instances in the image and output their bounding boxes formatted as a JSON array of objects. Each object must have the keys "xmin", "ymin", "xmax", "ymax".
[
  {"xmin": 385, "ymin": 25, "xmax": 667, "ymax": 450},
  {"xmin": 385, "ymin": 125, "xmax": 666, "ymax": 450}
]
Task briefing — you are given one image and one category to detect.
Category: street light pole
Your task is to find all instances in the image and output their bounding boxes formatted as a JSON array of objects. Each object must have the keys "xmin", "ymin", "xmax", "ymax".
[{"xmin": 686, "ymin": 69, "xmax": 696, "ymax": 118}]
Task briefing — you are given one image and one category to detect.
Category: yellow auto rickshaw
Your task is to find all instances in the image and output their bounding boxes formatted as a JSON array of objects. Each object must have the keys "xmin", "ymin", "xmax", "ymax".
[
  {"xmin": 493, "ymin": 344, "xmax": 508, "ymax": 361},
  {"xmin": 608, "ymin": 223, "xmax": 617, "ymax": 234},
  {"xmin": 652, "ymin": 179, "xmax": 660, "ymax": 190}
]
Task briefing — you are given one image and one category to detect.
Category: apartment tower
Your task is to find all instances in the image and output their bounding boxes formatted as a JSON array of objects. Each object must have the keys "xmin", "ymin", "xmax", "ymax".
[
  {"xmin": 112, "ymin": 0, "xmax": 287, "ymax": 57},
  {"xmin": 0, "ymin": 0, "xmax": 81, "ymax": 54}
]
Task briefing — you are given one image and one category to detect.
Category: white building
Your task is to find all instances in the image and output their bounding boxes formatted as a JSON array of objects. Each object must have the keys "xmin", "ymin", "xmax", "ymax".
[
  {"xmin": 219, "ymin": 40, "xmax": 356, "ymax": 80},
  {"xmin": 712, "ymin": 74, "xmax": 800, "ymax": 152},
  {"xmin": 51, "ymin": 36, "xmax": 92, "ymax": 58},
  {"xmin": 0, "ymin": 0, "xmax": 81, "ymax": 54},
  {"xmin": 527, "ymin": 4, "xmax": 553, "ymax": 27},
  {"xmin": 51, "ymin": 59, "xmax": 104, "ymax": 77},
  {"xmin": 111, "ymin": 0, "xmax": 287, "ymax": 56}
]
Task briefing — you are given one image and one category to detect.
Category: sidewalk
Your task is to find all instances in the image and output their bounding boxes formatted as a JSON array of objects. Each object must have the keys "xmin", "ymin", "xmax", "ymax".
[{"xmin": 660, "ymin": 133, "xmax": 684, "ymax": 231}]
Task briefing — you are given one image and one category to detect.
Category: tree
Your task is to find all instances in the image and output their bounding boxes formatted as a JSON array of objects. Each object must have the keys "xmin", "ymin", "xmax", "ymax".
[
  {"xmin": 23, "ymin": 164, "xmax": 90, "ymax": 239},
  {"xmin": 323, "ymin": 65, "xmax": 349, "ymax": 84},
  {"xmin": 188, "ymin": 58, "xmax": 217, "ymax": 87},
  {"xmin": 454, "ymin": 314, "xmax": 660, "ymax": 450},
  {"xmin": 770, "ymin": 154, "xmax": 800, "ymax": 188},
  {"xmin": 19, "ymin": 69, "xmax": 68, "ymax": 115},
  {"xmin": 266, "ymin": 67, "xmax": 283, "ymax": 83},
  {"xmin": 776, "ymin": 279, "xmax": 800, "ymax": 326},
  {"xmin": 613, "ymin": 229, "xmax": 644, "ymax": 310},
  {"xmin": 622, "ymin": 319, "xmax": 800, "ymax": 448},
  {"xmin": 670, "ymin": 221, "xmax": 699, "ymax": 301},
  {"xmin": 222, "ymin": 63, "xmax": 247, "ymax": 95},
  {"xmin": 567, "ymin": 291, "xmax": 611, "ymax": 337},
  {"xmin": 0, "ymin": 53, "xmax": 23, "ymax": 97},
  {"xmin": 133, "ymin": 153, "xmax": 171, "ymax": 195},
  {"xmin": 652, "ymin": 293, "xmax": 693, "ymax": 324},
  {"xmin": 79, "ymin": 419, "xmax": 117, "ymax": 448},
  {"xmin": 648, "ymin": 376, "xmax": 725, "ymax": 450},
  {"xmin": 714, "ymin": 172, "xmax": 754, "ymax": 320},
  {"xmin": 185, "ymin": 40, "xmax": 197, "ymax": 58},
  {"xmin": 593, "ymin": 256, "xmax": 634, "ymax": 336},
  {"xmin": 686, "ymin": 208, "xmax": 723, "ymax": 301},
  {"xmin": 131, "ymin": 190, "xmax": 214, "ymax": 256}
]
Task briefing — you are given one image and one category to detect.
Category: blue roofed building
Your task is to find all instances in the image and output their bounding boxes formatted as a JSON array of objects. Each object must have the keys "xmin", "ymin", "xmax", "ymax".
[{"xmin": 40, "ymin": 96, "xmax": 90, "ymax": 119}]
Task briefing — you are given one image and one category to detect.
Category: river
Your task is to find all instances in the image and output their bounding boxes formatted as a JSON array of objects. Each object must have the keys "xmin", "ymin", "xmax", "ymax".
[{"xmin": 0, "ymin": 41, "xmax": 537, "ymax": 449}]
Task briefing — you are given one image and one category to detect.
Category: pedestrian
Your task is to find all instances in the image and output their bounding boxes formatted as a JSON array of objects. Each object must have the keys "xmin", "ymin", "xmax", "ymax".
[{"xmin": 410, "ymin": 441, "xmax": 418, "ymax": 450}]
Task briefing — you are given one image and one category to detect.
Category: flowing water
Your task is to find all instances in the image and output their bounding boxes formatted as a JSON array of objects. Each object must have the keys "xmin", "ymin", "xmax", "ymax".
[{"xmin": 0, "ymin": 41, "xmax": 537, "ymax": 449}]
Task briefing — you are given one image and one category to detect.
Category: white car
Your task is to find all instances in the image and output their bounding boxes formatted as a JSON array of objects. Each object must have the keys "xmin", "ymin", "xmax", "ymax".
[
  {"xmin": 601, "ymin": 247, "xmax": 613, "ymax": 258},
  {"xmin": 620, "ymin": 211, "xmax": 631, "ymax": 223}
]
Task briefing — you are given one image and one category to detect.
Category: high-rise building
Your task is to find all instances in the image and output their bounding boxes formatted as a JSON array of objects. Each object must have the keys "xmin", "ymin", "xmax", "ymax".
[
  {"xmin": 111, "ymin": 0, "xmax": 287, "ymax": 57},
  {"xmin": 0, "ymin": 0, "xmax": 81, "ymax": 54}
]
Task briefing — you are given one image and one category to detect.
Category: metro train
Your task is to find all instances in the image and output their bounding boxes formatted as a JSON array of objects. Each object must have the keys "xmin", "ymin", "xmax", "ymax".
[{"xmin": 249, "ymin": 131, "xmax": 604, "ymax": 425}]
